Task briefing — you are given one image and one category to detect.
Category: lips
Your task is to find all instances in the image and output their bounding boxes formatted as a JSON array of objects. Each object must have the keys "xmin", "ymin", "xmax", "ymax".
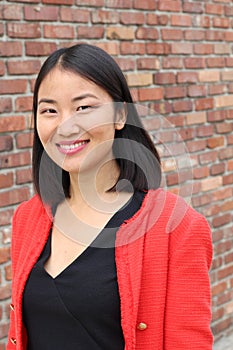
[{"xmin": 56, "ymin": 140, "xmax": 90, "ymax": 155}]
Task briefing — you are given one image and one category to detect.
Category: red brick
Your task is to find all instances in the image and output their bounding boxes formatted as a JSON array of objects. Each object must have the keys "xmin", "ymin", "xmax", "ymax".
[
  {"xmin": 184, "ymin": 30, "xmax": 205, "ymax": 41},
  {"xmin": 0, "ymin": 98, "xmax": 12, "ymax": 114},
  {"xmin": 182, "ymin": 2, "xmax": 203, "ymax": 13},
  {"xmin": 5, "ymin": 264, "xmax": 12, "ymax": 281},
  {"xmin": 158, "ymin": 1, "xmax": 181, "ymax": 12},
  {"xmin": 0, "ymin": 173, "xmax": 13, "ymax": 189},
  {"xmin": 120, "ymin": 12, "xmax": 145, "ymax": 24},
  {"xmin": 42, "ymin": 0, "xmax": 73, "ymax": 4},
  {"xmin": 24, "ymin": 6, "xmax": 59, "ymax": 21},
  {"xmin": 0, "ymin": 209, "xmax": 14, "ymax": 226},
  {"xmin": 161, "ymin": 29, "xmax": 183, "ymax": 41},
  {"xmin": 78, "ymin": 26, "xmax": 104, "ymax": 39},
  {"xmin": 162, "ymin": 57, "xmax": 183, "ymax": 69},
  {"xmin": 227, "ymin": 135, "xmax": 233, "ymax": 145},
  {"xmin": 214, "ymin": 43, "xmax": 231, "ymax": 54},
  {"xmin": 146, "ymin": 43, "xmax": 171, "ymax": 55},
  {"xmin": 142, "ymin": 117, "xmax": 160, "ymax": 131},
  {"xmin": 120, "ymin": 42, "xmax": 145, "ymax": 55},
  {"xmin": 188, "ymin": 85, "xmax": 206, "ymax": 97},
  {"xmin": 210, "ymin": 163, "xmax": 225, "ymax": 176},
  {"xmin": 115, "ymin": 57, "xmax": 135, "ymax": 71},
  {"xmin": 193, "ymin": 15, "xmax": 211, "ymax": 28},
  {"xmin": 16, "ymin": 168, "xmax": 32, "ymax": 185},
  {"xmin": 154, "ymin": 73, "xmax": 176, "ymax": 85},
  {"xmin": 206, "ymin": 30, "xmax": 224, "ymax": 41},
  {"xmin": 0, "ymin": 136, "xmax": 13, "ymax": 152},
  {"xmin": 60, "ymin": 8, "xmax": 90, "ymax": 22},
  {"xmin": 224, "ymin": 32, "xmax": 233, "ymax": 41},
  {"xmin": 206, "ymin": 57, "xmax": 225, "ymax": 68},
  {"xmin": 225, "ymin": 5, "xmax": 233, "ymax": 16},
  {"xmin": 16, "ymin": 132, "xmax": 33, "ymax": 149},
  {"xmin": 138, "ymin": 87, "xmax": 164, "ymax": 101},
  {"xmin": 208, "ymin": 110, "xmax": 226, "ymax": 122},
  {"xmin": 146, "ymin": 13, "xmax": 158, "ymax": 25},
  {"xmin": 107, "ymin": 26, "xmax": 134, "ymax": 40},
  {"xmin": 173, "ymin": 100, "xmax": 193, "ymax": 113},
  {"xmin": 7, "ymin": 0, "xmax": 39, "ymax": 2},
  {"xmin": 0, "ymin": 42, "xmax": 22, "ymax": 57},
  {"xmin": 0, "ymin": 4, "xmax": 22, "ymax": 20},
  {"xmin": 137, "ymin": 58, "xmax": 160, "ymax": 70},
  {"xmin": 184, "ymin": 57, "xmax": 205, "ymax": 69},
  {"xmin": 25, "ymin": 42, "xmax": 57, "ymax": 56},
  {"xmin": 213, "ymin": 17, "xmax": 230, "ymax": 28},
  {"xmin": 193, "ymin": 166, "xmax": 209, "ymax": 179},
  {"xmin": 171, "ymin": 14, "xmax": 192, "ymax": 26},
  {"xmin": 133, "ymin": 0, "xmax": 157, "ymax": 10},
  {"xmin": 179, "ymin": 127, "xmax": 196, "ymax": 141},
  {"xmin": 91, "ymin": 10, "xmax": 119, "ymax": 23},
  {"xmin": 0, "ymin": 61, "xmax": 4, "ymax": 76},
  {"xmin": 7, "ymin": 60, "xmax": 41, "ymax": 75},
  {"xmin": 7, "ymin": 23, "xmax": 41, "ymax": 38},
  {"xmin": 187, "ymin": 139, "xmax": 206, "ymax": 153},
  {"xmin": 106, "ymin": 0, "xmax": 132, "ymax": 8},
  {"xmin": 136, "ymin": 28, "xmax": 158, "ymax": 40},
  {"xmin": 94, "ymin": 42, "xmax": 119, "ymax": 55},
  {"xmin": 151, "ymin": 101, "xmax": 172, "ymax": 115},
  {"xmin": 44, "ymin": 25, "xmax": 75, "ymax": 39},
  {"xmin": 171, "ymin": 43, "xmax": 193, "ymax": 54},
  {"xmin": 216, "ymin": 123, "xmax": 233, "ymax": 134},
  {"xmin": 0, "ymin": 151, "xmax": 31, "ymax": 169},
  {"xmin": 194, "ymin": 43, "xmax": 214, "ymax": 55},
  {"xmin": 197, "ymin": 125, "xmax": 214, "ymax": 137},
  {"xmin": 15, "ymin": 97, "xmax": 33, "ymax": 112},
  {"xmin": 229, "ymin": 159, "xmax": 233, "ymax": 170},
  {"xmin": 177, "ymin": 72, "xmax": 198, "ymax": 83},
  {"xmin": 205, "ymin": 3, "xmax": 224, "ymax": 15},
  {"xmin": 213, "ymin": 214, "xmax": 232, "ymax": 228},
  {"xmin": 0, "ymin": 247, "xmax": 10, "ymax": 264},
  {"xmin": 208, "ymin": 136, "xmax": 225, "ymax": 149},
  {"xmin": 199, "ymin": 150, "xmax": 218, "ymax": 164},
  {"xmin": 209, "ymin": 84, "xmax": 226, "ymax": 95},
  {"xmin": 0, "ymin": 79, "xmax": 27, "ymax": 95},
  {"xmin": 76, "ymin": 0, "xmax": 104, "ymax": 5},
  {"xmin": 223, "ymin": 174, "xmax": 233, "ymax": 185},
  {"xmin": 0, "ymin": 188, "xmax": 30, "ymax": 208},
  {"xmin": 165, "ymin": 86, "xmax": 187, "ymax": 99},
  {"xmin": 222, "ymin": 70, "xmax": 233, "ymax": 81},
  {"xmin": 219, "ymin": 147, "xmax": 233, "ymax": 160},
  {"xmin": 195, "ymin": 98, "xmax": 214, "ymax": 111}
]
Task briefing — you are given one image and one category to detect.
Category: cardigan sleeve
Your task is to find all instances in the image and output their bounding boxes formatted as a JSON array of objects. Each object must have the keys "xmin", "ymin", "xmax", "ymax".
[{"xmin": 164, "ymin": 209, "xmax": 213, "ymax": 349}]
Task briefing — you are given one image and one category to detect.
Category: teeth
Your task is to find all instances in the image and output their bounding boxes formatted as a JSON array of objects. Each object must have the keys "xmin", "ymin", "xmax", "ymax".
[{"xmin": 59, "ymin": 141, "xmax": 87, "ymax": 150}]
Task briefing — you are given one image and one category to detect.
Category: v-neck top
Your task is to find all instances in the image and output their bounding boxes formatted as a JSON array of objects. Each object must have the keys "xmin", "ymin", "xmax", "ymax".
[{"xmin": 22, "ymin": 191, "xmax": 145, "ymax": 350}]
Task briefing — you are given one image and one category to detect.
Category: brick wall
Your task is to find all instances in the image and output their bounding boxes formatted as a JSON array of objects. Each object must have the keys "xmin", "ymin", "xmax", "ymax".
[{"xmin": 0, "ymin": 0, "xmax": 233, "ymax": 347}]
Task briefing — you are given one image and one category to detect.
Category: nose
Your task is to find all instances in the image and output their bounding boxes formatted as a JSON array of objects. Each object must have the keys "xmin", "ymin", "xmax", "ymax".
[{"xmin": 57, "ymin": 114, "xmax": 81, "ymax": 137}]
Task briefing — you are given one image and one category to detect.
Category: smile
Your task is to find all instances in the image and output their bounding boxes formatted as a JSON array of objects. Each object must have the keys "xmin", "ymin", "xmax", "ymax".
[{"xmin": 56, "ymin": 140, "xmax": 89, "ymax": 155}]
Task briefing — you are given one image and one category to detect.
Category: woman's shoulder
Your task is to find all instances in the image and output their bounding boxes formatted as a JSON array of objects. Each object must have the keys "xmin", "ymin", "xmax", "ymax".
[{"xmin": 12, "ymin": 194, "xmax": 52, "ymax": 227}]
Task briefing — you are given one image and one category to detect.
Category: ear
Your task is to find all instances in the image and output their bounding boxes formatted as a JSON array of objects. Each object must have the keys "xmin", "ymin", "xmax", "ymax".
[{"xmin": 115, "ymin": 102, "xmax": 127, "ymax": 130}]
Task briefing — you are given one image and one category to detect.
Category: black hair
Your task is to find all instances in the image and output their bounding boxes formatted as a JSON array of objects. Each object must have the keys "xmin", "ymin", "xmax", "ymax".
[{"xmin": 32, "ymin": 43, "xmax": 161, "ymax": 207}]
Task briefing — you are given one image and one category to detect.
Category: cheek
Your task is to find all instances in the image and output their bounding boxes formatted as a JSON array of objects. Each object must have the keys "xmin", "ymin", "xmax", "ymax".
[{"xmin": 36, "ymin": 118, "xmax": 56, "ymax": 146}]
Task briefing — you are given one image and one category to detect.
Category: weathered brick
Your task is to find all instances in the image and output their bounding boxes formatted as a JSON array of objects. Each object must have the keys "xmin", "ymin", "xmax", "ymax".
[
  {"xmin": 161, "ymin": 29, "xmax": 183, "ymax": 41},
  {"xmin": 44, "ymin": 25, "xmax": 75, "ymax": 39},
  {"xmin": 154, "ymin": 73, "xmax": 176, "ymax": 85},
  {"xmin": 91, "ymin": 10, "xmax": 119, "ymax": 23},
  {"xmin": 0, "ymin": 4, "xmax": 22, "ymax": 20},
  {"xmin": 0, "ymin": 173, "xmax": 13, "ymax": 189},
  {"xmin": 184, "ymin": 30, "xmax": 205, "ymax": 41},
  {"xmin": 16, "ymin": 133, "xmax": 33, "ymax": 149},
  {"xmin": 162, "ymin": 57, "xmax": 183, "ymax": 69},
  {"xmin": 115, "ymin": 57, "xmax": 135, "ymax": 71},
  {"xmin": 173, "ymin": 100, "xmax": 193, "ymax": 112},
  {"xmin": 208, "ymin": 136, "xmax": 225, "ymax": 149},
  {"xmin": 205, "ymin": 3, "xmax": 224, "ymax": 15},
  {"xmin": 106, "ymin": 0, "xmax": 132, "ymax": 8},
  {"xmin": 184, "ymin": 57, "xmax": 205, "ymax": 69},
  {"xmin": 186, "ymin": 111, "xmax": 207, "ymax": 125},
  {"xmin": 0, "ymin": 79, "xmax": 27, "ymax": 95},
  {"xmin": 137, "ymin": 58, "xmax": 160, "ymax": 70},
  {"xmin": 214, "ymin": 43, "xmax": 231, "ymax": 54},
  {"xmin": 16, "ymin": 168, "xmax": 32, "ymax": 185},
  {"xmin": 188, "ymin": 85, "xmax": 206, "ymax": 97},
  {"xmin": 76, "ymin": 0, "xmax": 104, "ymax": 5},
  {"xmin": 0, "ymin": 116, "xmax": 26, "ymax": 132},
  {"xmin": 7, "ymin": 23, "xmax": 41, "ymax": 38},
  {"xmin": 146, "ymin": 43, "xmax": 171, "ymax": 55},
  {"xmin": 171, "ymin": 14, "xmax": 192, "ymax": 26},
  {"xmin": 106, "ymin": 27, "xmax": 134, "ymax": 40},
  {"xmin": 133, "ymin": 0, "xmax": 156, "ymax": 10},
  {"xmin": 120, "ymin": 42, "xmax": 145, "ymax": 55},
  {"xmin": 25, "ymin": 42, "xmax": 57, "ymax": 56},
  {"xmin": 0, "ymin": 151, "xmax": 31, "ymax": 169},
  {"xmin": 125, "ymin": 73, "xmax": 153, "ymax": 87},
  {"xmin": 136, "ymin": 28, "xmax": 158, "ymax": 40},
  {"xmin": 24, "ymin": 6, "xmax": 59, "ymax": 21},
  {"xmin": 215, "ymin": 95, "xmax": 233, "ymax": 108},
  {"xmin": 199, "ymin": 70, "xmax": 220, "ymax": 82},
  {"xmin": 0, "ymin": 188, "xmax": 30, "ymax": 207},
  {"xmin": 210, "ymin": 163, "xmax": 225, "ymax": 176},
  {"xmin": 177, "ymin": 72, "xmax": 198, "ymax": 83},
  {"xmin": 194, "ymin": 43, "xmax": 214, "ymax": 55},
  {"xmin": 213, "ymin": 17, "xmax": 230, "ymax": 28},
  {"xmin": 60, "ymin": 8, "xmax": 90, "ymax": 22},
  {"xmin": 195, "ymin": 98, "xmax": 214, "ymax": 111},
  {"xmin": 183, "ymin": 2, "xmax": 203, "ymax": 14},
  {"xmin": 42, "ymin": 0, "xmax": 73, "ymax": 4},
  {"xmin": 171, "ymin": 43, "xmax": 193, "ymax": 54},
  {"xmin": 0, "ymin": 42, "xmax": 22, "ymax": 57},
  {"xmin": 165, "ymin": 86, "xmax": 186, "ymax": 99},
  {"xmin": 138, "ymin": 87, "xmax": 164, "ymax": 101},
  {"xmin": 0, "ymin": 136, "xmax": 13, "ymax": 152},
  {"xmin": 7, "ymin": 60, "xmax": 41, "ymax": 75},
  {"xmin": 158, "ymin": 1, "xmax": 182, "ymax": 12},
  {"xmin": 0, "ymin": 98, "xmax": 12, "ymax": 114},
  {"xmin": 208, "ymin": 84, "xmax": 226, "ymax": 96},
  {"xmin": 78, "ymin": 26, "xmax": 104, "ymax": 39},
  {"xmin": 120, "ymin": 12, "xmax": 145, "ymax": 24}
]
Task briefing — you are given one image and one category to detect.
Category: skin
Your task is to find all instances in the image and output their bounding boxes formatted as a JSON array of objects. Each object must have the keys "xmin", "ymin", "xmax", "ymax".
[{"xmin": 36, "ymin": 67, "xmax": 132, "ymax": 278}]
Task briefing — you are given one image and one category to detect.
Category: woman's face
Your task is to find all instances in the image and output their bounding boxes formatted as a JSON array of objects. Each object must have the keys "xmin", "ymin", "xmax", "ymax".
[{"xmin": 36, "ymin": 67, "xmax": 125, "ymax": 175}]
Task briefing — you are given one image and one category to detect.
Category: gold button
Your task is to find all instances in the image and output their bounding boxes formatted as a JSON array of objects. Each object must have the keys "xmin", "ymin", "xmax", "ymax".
[
  {"xmin": 137, "ymin": 322, "xmax": 147, "ymax": 330},
  {"xmin": 10, "ymin": 303, "xmax": 14, "ymax": 311},
  {"xmin": 10, "ymin": 337, "xmax": 17, "ymax": 345}
]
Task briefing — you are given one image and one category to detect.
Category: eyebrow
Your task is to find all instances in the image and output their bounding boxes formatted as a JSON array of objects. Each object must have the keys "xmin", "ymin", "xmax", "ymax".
[{"xmin": 38, "ymin": 93, "xmax": 99, "ymax": 105}]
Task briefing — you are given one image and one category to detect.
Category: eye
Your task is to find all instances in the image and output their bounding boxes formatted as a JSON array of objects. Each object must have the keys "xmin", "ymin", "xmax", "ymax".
[
  {"xmin": 76, "ymin": 105, "xmax": 91, "ymax": 112},
  {"xmin": 40, "ymin": 108, "xmax": 57, "ymax": 115}
]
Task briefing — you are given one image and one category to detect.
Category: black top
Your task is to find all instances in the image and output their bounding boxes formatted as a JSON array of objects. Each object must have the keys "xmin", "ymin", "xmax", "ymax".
[{"xmin": 23, "ymin": 191, "xmax": 145, "ymax": 350}]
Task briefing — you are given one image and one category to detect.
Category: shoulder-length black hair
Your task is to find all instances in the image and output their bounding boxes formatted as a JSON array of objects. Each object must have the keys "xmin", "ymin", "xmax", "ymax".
[{"xmin": 32, "ymin": 43, "xmax": 161, "ymax": 207}]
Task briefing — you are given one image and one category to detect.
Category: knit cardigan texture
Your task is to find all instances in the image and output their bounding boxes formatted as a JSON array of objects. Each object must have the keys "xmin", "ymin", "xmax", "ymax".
[{"xmin": 7, "ymin": 188, "xmax": 213, "ymax": 350}]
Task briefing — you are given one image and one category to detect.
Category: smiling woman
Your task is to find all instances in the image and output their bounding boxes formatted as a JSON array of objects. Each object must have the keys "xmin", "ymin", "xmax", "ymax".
[{"xmin": 7, "ymin": 44, "xmax": 213, "ymax": 350}]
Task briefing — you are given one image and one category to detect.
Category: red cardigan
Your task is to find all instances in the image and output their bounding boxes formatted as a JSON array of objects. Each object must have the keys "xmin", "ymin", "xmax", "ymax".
[{"xmin": 7, "ymin": 189, "xmax": 213, "ymax": 349}]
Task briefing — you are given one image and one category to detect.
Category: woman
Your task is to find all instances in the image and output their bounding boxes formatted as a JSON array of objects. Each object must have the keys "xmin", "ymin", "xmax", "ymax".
[{"xmin": 7, "ymin": 44, "xmax": 213, "ymax": 350}]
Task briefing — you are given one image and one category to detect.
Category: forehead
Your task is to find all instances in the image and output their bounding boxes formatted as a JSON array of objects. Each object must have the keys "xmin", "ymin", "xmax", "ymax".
[{"xmin": 38, "ymin": 67, "xmax": 110, "ymax": 101}]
